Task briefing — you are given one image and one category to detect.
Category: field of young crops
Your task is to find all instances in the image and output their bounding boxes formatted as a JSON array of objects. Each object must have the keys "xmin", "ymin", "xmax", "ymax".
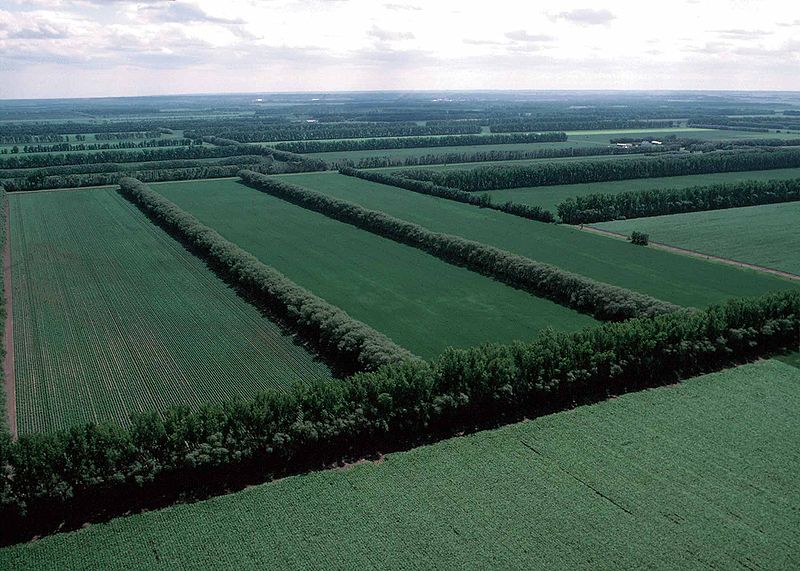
[
  {"xmin": 472, "ymin": 167, "xmax": 800, "ymax": 213},
  {"xmin": 595, "ymin": 202, "xmax": 800, "ymax": 275},
  {"xmin": 152, "ymin": 179, "xmax": 594, "ymax": 358},
  {"xmin": 3, "ymin": 359, "xmax": 797, "ymax": 570},
  {"xmin": 9, "ymin": 188, "xmax": 331, "ymax": 434},
  {"xmin": 274, "ymin": 171, "xmax": 797, "ymax": 308}
]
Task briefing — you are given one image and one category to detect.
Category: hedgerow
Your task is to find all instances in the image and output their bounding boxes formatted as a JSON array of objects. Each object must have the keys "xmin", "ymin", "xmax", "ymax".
[
  {"xmin": 557, "ymin": 178, "xmax": 800, "ymax": 224},
  {"xmin": 339, "ymin": 167, "xmax": 555, "ymax": 222},
  {"xmin": 1, "ymin": 289, "xmax": 796, "ymax": 542},
  {"xmin": 240, "ymin": 169, "xmax": 679, "ymax": 320},
  {"xmin": 274, "ymin": 132, "xmax": 567, "ymax": 154},
  {"xmin": 397, "ymin": 148, "xmax": 800, "ymax": 191}
]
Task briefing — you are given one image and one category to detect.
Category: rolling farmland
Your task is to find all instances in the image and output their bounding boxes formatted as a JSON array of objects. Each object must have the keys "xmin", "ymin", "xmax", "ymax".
[
  {"xmin": 152, "ymin": 179, "xmax": 595, "ymax": 358},
  {"xmin": 2, "ymin": 359, "xmax": 797, "ymax": 570},
  {"xmin": 275, "ymin": 171, "xmax": 797, "ymax": 308},
  {"xmin": 9, "ymin": 188, "xmax": 331, "ymax": 434},
  {"xmin": 595, "ymin": 202, "xmax": 800, "ymax": 275}
]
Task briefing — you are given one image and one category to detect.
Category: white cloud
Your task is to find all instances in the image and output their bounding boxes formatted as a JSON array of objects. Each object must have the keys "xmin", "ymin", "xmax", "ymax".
[{"xmin": 0, "ymin": 0, "xmax": 798, "ymax": 98}]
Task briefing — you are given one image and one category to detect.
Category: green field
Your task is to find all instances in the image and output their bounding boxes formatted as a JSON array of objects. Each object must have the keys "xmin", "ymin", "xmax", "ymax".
[
  {"xmin": 595, "ymin": 202, "xmax": 800, "ymax": 276},
  {"xmin": 564, "ymin": 127, "xmax": 799, "ymax": 143},
  {"xmin": 10, "ymin": 189, "xmax": 331, "ymax": 435},
  {"xmin": 274, "ymin": 172, "xmax": 796, "ymax": 308},
  {"xmin": 3, "ymin": 359, "xmax": 797, "ymax": 570},
  {"xmin": 479, "ymin": 167, "xmax": 800, "ymax": 213},
  {"xmin": 308, "ymin": 140, "xmax": 590, "ymax": 162},
  {"xmin": 153, "ymin": 179, "xmax": 594, "ymax": 359},
  {"xmin": 301, "ymin": 128, "xmax": 796, "ymax": 163}
]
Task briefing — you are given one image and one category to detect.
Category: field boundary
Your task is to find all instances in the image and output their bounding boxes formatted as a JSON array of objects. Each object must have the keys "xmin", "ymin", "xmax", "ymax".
[
  {"xmin": 579, "ymin": 225, "xmax": 800, "ymax": 282},
  {"xmin": 4, "ymin": 195, "xmax": 16, "ymax": 438}
]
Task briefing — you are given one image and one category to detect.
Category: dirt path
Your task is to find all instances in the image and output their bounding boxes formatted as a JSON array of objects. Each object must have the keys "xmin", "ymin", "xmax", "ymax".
[
  {"xmin": 579, "ymin": 225, "xmax": 800, "ymax": 282},
  {"xmin": 3, "ymin": 197, "xmax": 16, "ymax": 438}
]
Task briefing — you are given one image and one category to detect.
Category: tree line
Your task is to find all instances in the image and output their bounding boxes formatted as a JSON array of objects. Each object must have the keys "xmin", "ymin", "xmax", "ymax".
[
  {"xmin": 397, "ymin": 148, "xmax": 800, "ymax": 191},
  {"xmin": 557, "ymin": 178, "xmax": 800, "ymax": 224},
  {"xmin": 489, "ymin": 119, "xmax": 676, "ymax": 133},
  {"xmin": 0, "ymin": 139, "xmax": 195, "ymax": 155},
  {"xmin": 0, "ymin": 144, "xmax": 326, "ymax": 172},
  {"xmin": 2, "ymin": 288, "xmax": 796, "ymax": 542},
  {"xmin": 240, "ymin": 169, "xmax": 679, "ymax": 321},
  {"xmin": 187, "ymin": 121, "xmax": 483, "ymax": 143},
  {"xmin": 273, "ymin": 132, "xmax": 567, "ymax": 154},
  {"xmin": 334, "ymin": 144, "xmax": 675, "ymax": 170},
  {"xmin": 339, "ymin": 167, "xmax": 555, "ymax": 222}
]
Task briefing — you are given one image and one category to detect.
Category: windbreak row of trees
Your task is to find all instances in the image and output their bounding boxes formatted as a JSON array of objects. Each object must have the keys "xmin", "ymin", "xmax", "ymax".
[
  {"xmin": 2, "ymin": 139, "xmax": 195, "ymax": 155},
  {"xmin": 335, "ymin": 144, "xmax": 675, "ymax": 170},
  {"xmin": 118, "ymin": 177, "xmax": 413, "ymax": 372},
  {"xmin": 397, "ymin": 148, "xmax": 800, "ymax": 191},
  {"xmin": 0, "ymin": 144, "xmax": 327, "ymax": 172},
  {"xmin": 688, "ymin": 123, "xmax": 770, "ymax": 133},
  {"xmin": 188, "ymin": 121, "xmax": 483, "ymax": 143},
  {"xmin": 689, "ymin": 116, "xmax": 800, "ymax": 131},
  {"xmin": 0, "ymin": 145, "xmax": 244, "ymax": 169},
  {"xmin": 339, "ymin": 167, "xmax": 555, "ymax": 222},
  {"xmin": 557, "ymin": 178, "xmax": 800, "ymax": 224},
  {"xmin": 489, "ymin": 119, "xmax": 676, "ymax": 133},
  {"xmin": 94, "ymin": 131, "xmax": 164, "ymax": 140},
  {"xmin": 0, "ymin": 156, "xmax": 321, "ymax": 191},
  {"xmin": 1, "ymin": 289, "xmax": 797, "ymax": 542},
  {"xmin": 240, "ymin": 169, "xmax": 678, "ymax": 320},
  {"xmin": 273, "ymin": 132, "xmax": 567, "ymax": 154},
  {"xmin": 0, "ymin": 134, "xmax": 66, "ymax": 144}
]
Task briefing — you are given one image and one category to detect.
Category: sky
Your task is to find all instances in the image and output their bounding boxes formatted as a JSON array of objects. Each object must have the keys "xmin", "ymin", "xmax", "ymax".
[{"xmin": 0, "ymin": 0, "xmax": 798, "ymax": 99}]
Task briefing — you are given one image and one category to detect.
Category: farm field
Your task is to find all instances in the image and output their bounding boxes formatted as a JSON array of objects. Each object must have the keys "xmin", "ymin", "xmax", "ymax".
[
  {"xmin": 274, "ymin": 171, "xmax": 797, "ymax": 308},
  {"xmin": 303, "ymin": 140, "xmax": 589, "ymax": 163},
  {"xmin": 9, "ymin": 188, "xmax": 332, "ymax": 435},
  {"xmin": 478, "ymin": 167, "xmax": 800, "ymax": 213},
  {"xmin": 3, "ymin": 359, "xmax": 798, "ymax": 570},
  {"xmin": 563, "ymin": 127, "xmax": 800, "ymax": 143},
  {"xmin": 384, "ymin": 149, "xmax": 659, "ymax": 173},
  {"xmin": 594, "ymin": 202, "xmax": 800, "ymax": 276},
  {"xmin": 152, "ymin": 179, "xmax": 595, "ymax": 358}
]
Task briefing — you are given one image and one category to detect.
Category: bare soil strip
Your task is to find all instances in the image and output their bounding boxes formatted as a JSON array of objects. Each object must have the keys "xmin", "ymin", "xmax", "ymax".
[
  {"xmin": 579, "ymin": 225, "xmax": 800, "ymax": 282},
  {"xmin": 3, "ymin": 197, "xmax": 16, "ymax": 438}
]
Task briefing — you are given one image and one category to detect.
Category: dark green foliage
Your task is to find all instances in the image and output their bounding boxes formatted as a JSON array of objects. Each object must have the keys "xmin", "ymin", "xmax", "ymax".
[
  {"xmin": 274, "ymin": 132, "xmax": 567, "ymax": 154},
  {"xmin": 557, "ymin": 178, "xmax": 800, "ymax": 224},
  {"xmin": 630, "ymin": 232, "xmax": 649, "ymax": 246},
  {"xmin": 336, "ymin": 143, "xmax": 674, "ymax": 170},
  {"xmin": 398, "ymin": 148, "xmax": 800, "ymax": 192},
  {"xmin": 339, "ymin": 167, "xmax": 555, "ymax": 222},
  {"xmin": 1, "ymin": 139, "xmax": 194, "ymax": 155},
  {"xmin": 489, "ymin": 119, "xmax": 675, "ymax": 132},
  {"xmin": 1, "ymin": 289, "xmax": 797, "ymax": 537},
  {"xmin": 118, "ymin": 177, "xmax": 414, "ymax": 373},
  {"xmin": 188, "ymin": 121, "xmax": 482, "ymax": 143},
  {"xmin": 241, "ymin": 169, "xmax": 678, "ymax": 321}
]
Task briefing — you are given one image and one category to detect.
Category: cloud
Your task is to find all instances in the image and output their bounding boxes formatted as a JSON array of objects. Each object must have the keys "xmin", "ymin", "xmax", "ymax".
[
  {"xmin": 7, "ymin": 22, "xmax": 68, "ymax": 39},
  {"xmin": 138, "ymin": 2, "xmax": 246, "ymax": 25},
  {"xmin": 368, "ymin": 25, "xmax": 414, "ymax": 41},
  {"xmin": 505, "ymin": 30, "xmax": 553, "ymax": 42},
  {"xmin": 384, "ymin": 3, "xmax": 421, "ymax": 10},
  {"xmin": 463, "ymin": 38, "xmax": 504, "ymax": 46},
  {"xmin": 553, "ymin": 8, "xmax": 615, "ymax": 26},
  {"xmin": 713, "ymin": 28, "xmax": 769, "ymax": 39}
]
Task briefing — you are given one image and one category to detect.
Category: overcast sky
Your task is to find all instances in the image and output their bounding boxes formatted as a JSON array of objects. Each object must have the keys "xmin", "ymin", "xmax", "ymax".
[{"xmin": 0, "ymin": 0, "xmax": 798, "ymax": 99}]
